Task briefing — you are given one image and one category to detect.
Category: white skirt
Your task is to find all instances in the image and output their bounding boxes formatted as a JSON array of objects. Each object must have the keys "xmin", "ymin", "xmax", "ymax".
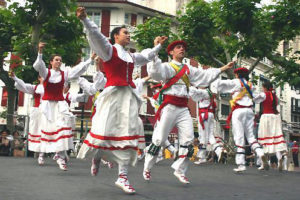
[
  {"xmin": 258, "ymin": 114, "xmax": 287, "ymax": 154},
  {"xmin": 39, "ymin": 101, "xmax": 74, "ymax": 153},
  {"xmin": 28, "ymin": 107, "xmax": 42, "ymax": 152},
  {"xmin": 137, "ymin": 117, "xmax": 146, "ymax": 149},
  {"xmin": 77, "ymin": 86, "xmax": 140, "ymax": 166}
]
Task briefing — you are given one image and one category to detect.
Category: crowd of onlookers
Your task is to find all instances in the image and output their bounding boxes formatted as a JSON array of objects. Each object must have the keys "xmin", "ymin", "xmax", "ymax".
[{"xmin": 0, "ymin": 129, "xmax": 26, "ymax": 157}]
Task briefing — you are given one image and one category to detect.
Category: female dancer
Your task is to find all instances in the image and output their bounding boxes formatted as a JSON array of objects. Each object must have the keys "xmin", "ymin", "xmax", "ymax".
[
  {"xmin": 10, "ymin": 72, "xmax": 44, "ymax": 165},
  {"xmin": 33, "ymin": 42, "xmax": 95, "ymax": 170},
  {"xmin": 76, "ymin": 7, "xmax": 166, "ymax": 194},
  {"xmin": 254, "ymin": 81, "xmax": 288, "ymax": 171}
]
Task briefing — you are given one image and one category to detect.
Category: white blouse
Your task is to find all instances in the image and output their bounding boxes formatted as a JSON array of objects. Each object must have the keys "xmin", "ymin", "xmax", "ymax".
[
  {"xmin": 82, "ymin": 18, "xmax": 162, "ymax": 65},
  {"xmin": 77, "ymin": 71, "xmax": 106, "ymax": 96}
]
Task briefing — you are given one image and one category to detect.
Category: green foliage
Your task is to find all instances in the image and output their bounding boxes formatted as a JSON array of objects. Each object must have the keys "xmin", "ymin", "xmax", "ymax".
[
  {"xmin": 132, "ymin": 16, "xmax": 178, "ymax": 61},
  {"xmin": 2, "ymin": 0, "xmax": 86, "ymax": 83},
  {"xmin": 175, "ymin": 0, "xmax": 300, "ymax": 86}
]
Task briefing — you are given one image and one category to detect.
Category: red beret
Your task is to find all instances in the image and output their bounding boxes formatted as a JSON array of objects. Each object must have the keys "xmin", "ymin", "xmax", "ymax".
[
  {"xmin": 234, "ymin": 67, "xmax": 249, "ymax": 74},
  {"xmin": 166, "ymin": 40, "xmax": 187, "ymax": 54}
]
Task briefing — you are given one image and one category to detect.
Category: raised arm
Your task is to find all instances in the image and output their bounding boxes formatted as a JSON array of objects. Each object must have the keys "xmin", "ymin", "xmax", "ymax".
[
  {"xmin": 215, "ymin": 79, "xmax": 240, "ymax": 93},
  {"xmin": 33, "ymin": 42, "xmax": 48, "ymax": 79},
  {"xmin": 134, "ymin": 36, "xmax": 167, "ymax": 67},
  {"xmin": 77, "ymin": 7, "xmax": 112, "ymax": 62},
  {"xmin": 253, "ymin": 92, "xmax": 266, "ymax": 104},
  {"xmin": 10, "ymin": 73, "xmax": 35, "ymax": 94},
  {"xmin": 190, "ymin": 62, "xmax": 234, "ymax": 87},
  {"xmin": 66, "ymin": 53, "xmax": 96, "ymax": 80},
  {"xmin": 77, "ymin": 71, "xmax": 106, "ymax": 96},
  {"xmin": 189, "ymin": 87, "xmax": 209, "ymax": 102}
]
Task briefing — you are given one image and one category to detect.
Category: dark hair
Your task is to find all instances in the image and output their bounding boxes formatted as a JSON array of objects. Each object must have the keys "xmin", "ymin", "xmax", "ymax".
[
  {"xmin": 48, "ymin": 54, "xmax": 62, "ymax": 69},
  {"xmin": 262, "ymin": 81, "xmax": 278, "ymax": 114},
  {"xmin": 110, "ymin": 25, "xmax": 127, "ymax": 45},
  {"xmin": 236, "ymin": 71, "xmax": 249, "ymax": 81}
]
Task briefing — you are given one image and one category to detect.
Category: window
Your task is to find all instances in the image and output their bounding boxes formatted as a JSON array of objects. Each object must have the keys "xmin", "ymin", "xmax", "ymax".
[
  {"xmin": 221, "ymin": 104, "xmax": 230, "ymax": 116},
  {"xmin": 124, "ymin": 13, "xmax": 131, "ymax": 25},
  {"xmin": 87, "ymin": 12, "xmax": 101, "ymax": 26}
]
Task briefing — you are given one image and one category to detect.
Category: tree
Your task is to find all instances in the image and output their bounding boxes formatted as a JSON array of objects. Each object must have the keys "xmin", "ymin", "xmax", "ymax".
[
  {"xmin": 176, "ymin": 0, "xmax": 300, "ymax": 84},
  {"xmin": 132, "ymin": 16, "xmax": 178, "ymax": 61},
  {"xmin": 0, "ymin": 0, "xmax": 86, "ymax": 132}
]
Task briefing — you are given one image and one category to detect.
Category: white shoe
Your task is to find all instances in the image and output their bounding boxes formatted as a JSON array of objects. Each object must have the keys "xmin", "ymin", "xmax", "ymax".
[
  {"xmin": 115, "ymin": 174, "xmax": 136, "ymax": 194},
  {"xmin": 233, "ymin": 165, "xmax": 246, "ymax": 172},
  {"xmin": 258, "ymin": 165, "xmax": 264, "ymax": 170},
  {"xmin": 173, "ymin": 171, "xmax": 190, "ymax": 184},
  {"xmin": 57, "ymin": 158, "xmax": 68, "ymax": 171},
  {"xmin": 194, "ymin": 159, "xmax": 207, "ymax": 165},
  {"xmin": 38, "ymin": 156, "xmax": 45, "ymax": 166},
  {"xmin": 143, "ymin": 170, "xmax": 151, "ymax": 181},
  {"xmin": 91, "ymin": 158, "xmax": 100, "ymax": 176}
]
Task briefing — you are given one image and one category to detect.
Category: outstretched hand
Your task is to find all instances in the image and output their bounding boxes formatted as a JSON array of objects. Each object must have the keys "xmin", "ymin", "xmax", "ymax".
[
  {"xmin": 91, "ymin": 52, "xmax": 97, "ymax": 60},
  {"xmin": 220, "ymin": 61, "xmax": 235, "ymax": 72},
  {"xmin": 154, "ymin": 36, "xmax": 168, "ymax": 46},
  {"xmin": 38, "ymin": 42, "xmax": 46, "ymax": 54},
  {"xmin": 76, "ymin": 7, "xmax": 87, "ymax": 20},
  {"xmin": 8, "ymin": 70, "xmax": 15, "ymax": 78}
]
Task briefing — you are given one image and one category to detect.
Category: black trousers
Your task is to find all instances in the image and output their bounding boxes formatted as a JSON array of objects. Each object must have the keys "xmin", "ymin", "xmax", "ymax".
[{"xmin": 292, "ymin": 153, "xmax": 299, "ymax": 167}]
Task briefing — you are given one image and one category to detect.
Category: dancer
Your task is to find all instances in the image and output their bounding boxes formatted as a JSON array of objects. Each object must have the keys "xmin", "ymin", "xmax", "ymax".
[
  {"xmin": 189, "ymin": 86, "xmax": 224, "ymax": 165},
  {"xmin": 10, "ymin": 72, "xmax": 44, "ymax": 165},
  {"xmin": 76, "ymin": 7, "xmax": 166, "ymax": 194},
  {"xmin": 215, "ymin": 67, "xmax": 268, "ymax": 172},
  {"xmin": 33, "ymin": 42, "xmax": 95, "ymax": 171},
  {"xmin": 143, "ymin": 40, "xmax": 234, "ymax": 184},
  {"xmin": 254, "ymin": 81, "xmax": 288, "ymax": 171}
]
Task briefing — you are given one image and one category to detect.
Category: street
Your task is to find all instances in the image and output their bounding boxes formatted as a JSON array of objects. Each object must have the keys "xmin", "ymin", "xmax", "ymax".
[{"xmin": 0, "ymin": 157, "xmax": 299, "ymax": 200}]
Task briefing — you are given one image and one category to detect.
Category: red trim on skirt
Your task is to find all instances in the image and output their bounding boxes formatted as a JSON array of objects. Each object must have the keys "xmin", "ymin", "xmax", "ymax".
[{"xmin": 83, "ymin": 140, "xmax": 138, "ymax": 151}]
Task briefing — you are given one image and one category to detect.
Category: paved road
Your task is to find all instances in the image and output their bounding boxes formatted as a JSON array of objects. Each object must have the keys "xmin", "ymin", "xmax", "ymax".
[{"xmin": 0, "ymin": 157, "xmax": 299, "ymax": 200}]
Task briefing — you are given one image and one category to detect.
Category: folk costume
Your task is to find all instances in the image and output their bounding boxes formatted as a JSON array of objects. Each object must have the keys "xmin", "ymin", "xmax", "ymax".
[
  {"xmin": 189, "ymin": 87, "xmax": 224, "ymax": 164},
  {"xmin": 76, "ymin": 17, "xmax": 161, "ymax": 194},
  {"xmin": 144, "ymin": 40, "xmax": 223, "ymax": 184},
  {"xmin": 12, "ymin": 75, "xmax": 44, "ymax": 165},
  {"xmin": 33, "ymin": 53, "xmax": 92, "ymax": 170},
  {"xmin": 215, "ymin": 67, "xmax": 267, "ymax": 172},
  {"xmin": 254, "ymin": 88, "xmax": 288, "ymax": 170}
]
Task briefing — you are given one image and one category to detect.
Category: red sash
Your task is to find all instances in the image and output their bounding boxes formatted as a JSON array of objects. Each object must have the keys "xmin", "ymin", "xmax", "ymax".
[
  {"xmin": 155, "ymin": 95, "xmax": 188, "ymax": 122},
  {"xmin": 225, "ymin": 104, "xmax": 252, "ymax": 129},
  {"xmin": 153, "ymin": 64, "xmax": 189, "ymax": 104},
  {"xmin": 198, "ymin": 108, "xmax": 215, "ymax": 130}
]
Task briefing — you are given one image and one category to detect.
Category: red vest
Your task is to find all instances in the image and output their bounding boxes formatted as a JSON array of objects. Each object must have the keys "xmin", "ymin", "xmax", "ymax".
[
  {"xmin": 103, "ymin": 46, "xmax": 136, "ymax": 88},
  {"xmin": 33, "ymin": 85, "xmax": 41, "ymax": 107},
  {"xmin": 65, "ymin": 93, "xmax": 71, "ymax": 106},
  {"xmin": 42, "ymin": 69, "xmax": 65, "ymax": 101},
  {"xmin": 262, "ymin": 92, "xmax": 277, "ymax": 114}
]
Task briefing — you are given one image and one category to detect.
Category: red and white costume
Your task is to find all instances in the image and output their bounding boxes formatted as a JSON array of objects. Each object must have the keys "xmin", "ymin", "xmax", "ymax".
[
  {"xmin": 254, "ymin": 92, "xmax": 287, "ymax": 155},
  {"xmin": 216, "ymin": 78, "xmax": 265, "ymax": 170},
  {"xmin": 144, "ymin": 58, "xmax": 222, "ymax": 181},
  {"xmin": 13, "ymin": 76, "xmax": 44, "ymax": 152},
  {"xmin": 77, "ymin": 17, "xmax": 161, "ymax": 192},
  {"xmin": 33, "ymin": 54, "xmax": 92, "ymax": 154},
  {"xmin": 189, "ymin": 87, "xmax": 223, "ymax": 163}
]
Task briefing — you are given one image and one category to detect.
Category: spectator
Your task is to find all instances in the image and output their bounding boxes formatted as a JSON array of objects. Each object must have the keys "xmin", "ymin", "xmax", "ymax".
[
  {"xmin": 11, "ymin": 131, "xmax": 25, "ymax": 157},
  {"xmin": 292, "ymin": 141, "xmax": 299, "ymax": 167},
  {"xmin": 0, "ymin": 130, "xmax": 11, "ymax": 156}
]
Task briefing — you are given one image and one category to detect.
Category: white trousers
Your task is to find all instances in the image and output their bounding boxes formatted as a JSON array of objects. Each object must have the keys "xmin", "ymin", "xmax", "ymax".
[
  {"xmin": 198, "ymin": 113, "xmax": 221, "ymax": 155},
  {"xmin": 232, "ymin": 108, "xmax": 264, "ymax": 165},
  {"xmin": 144, "ymin": 105, "xmax": 194, "ymax": 174}
]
